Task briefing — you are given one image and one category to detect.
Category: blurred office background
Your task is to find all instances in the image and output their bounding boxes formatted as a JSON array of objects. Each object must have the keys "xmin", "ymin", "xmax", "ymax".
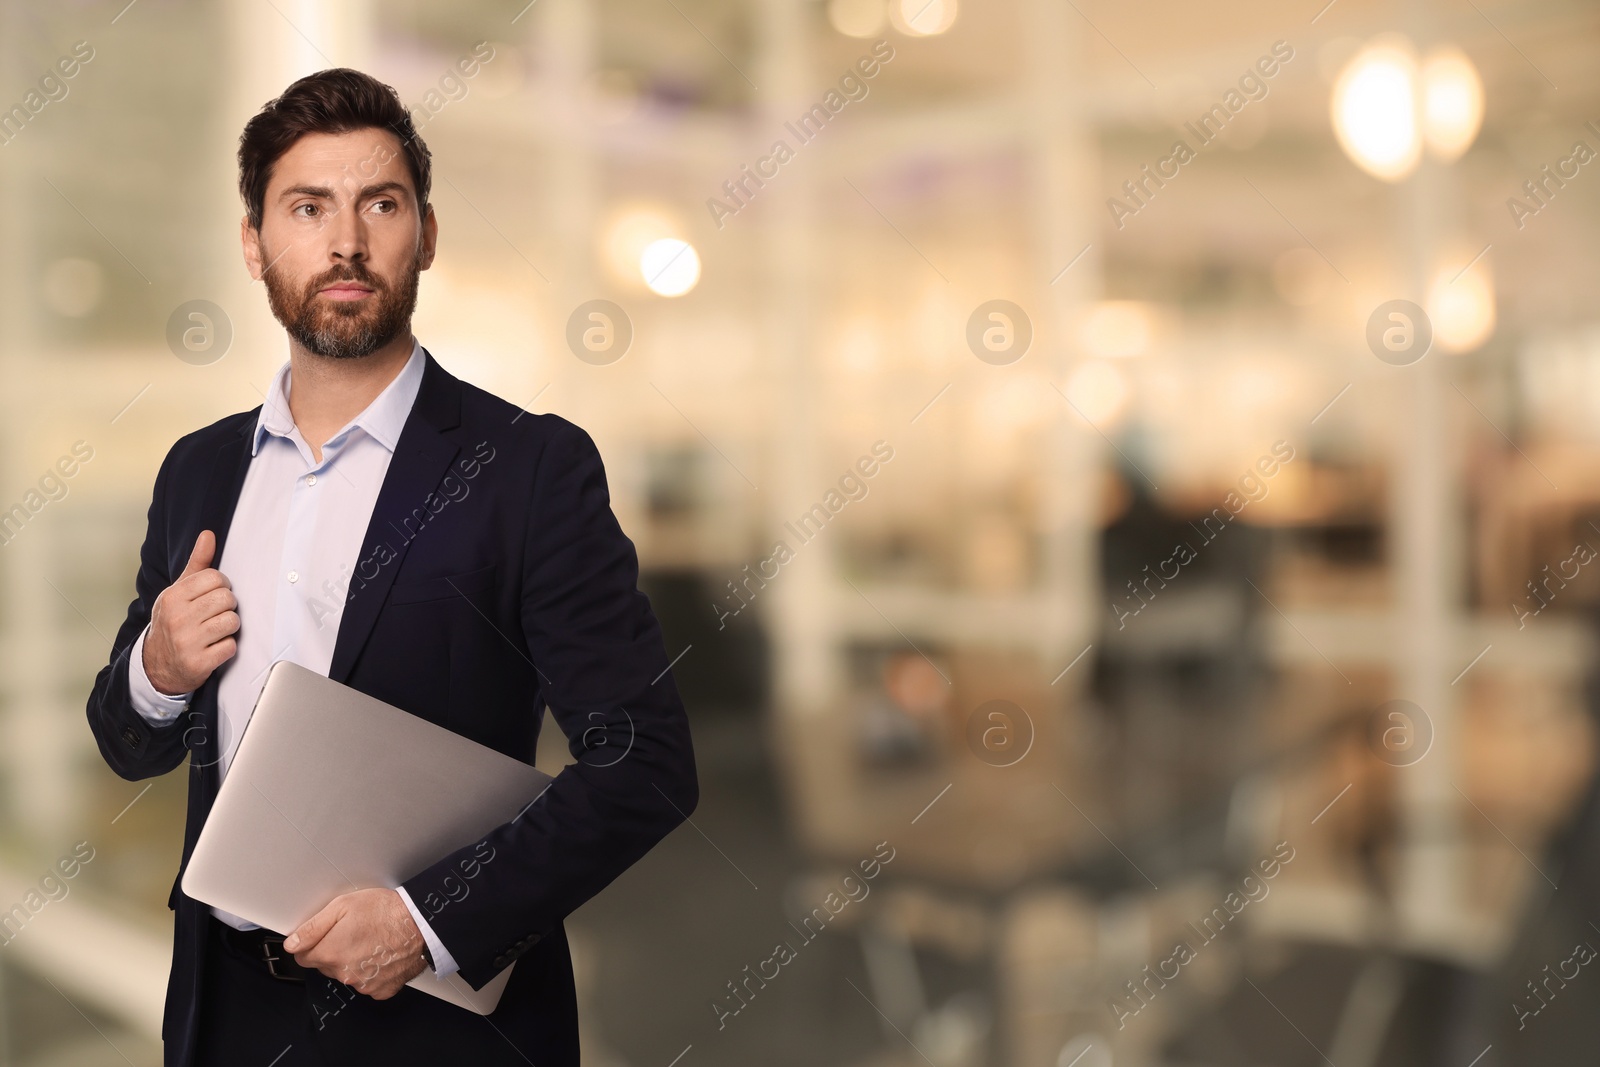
[{"xmin": 2, "ymin": 0, "xmax": 1600, "ymax": 1063}]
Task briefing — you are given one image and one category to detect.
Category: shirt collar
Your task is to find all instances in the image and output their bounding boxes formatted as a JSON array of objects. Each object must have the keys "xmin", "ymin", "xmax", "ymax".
[{"xmin": 252, "ymin": 338, "xmax": 426, "ymax": 458}]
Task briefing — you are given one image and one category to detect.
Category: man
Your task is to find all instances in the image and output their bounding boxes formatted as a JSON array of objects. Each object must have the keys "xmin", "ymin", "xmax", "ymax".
[{"xmin": 84, "ymin": 68, "xmax": 698, "ymax": 1066}]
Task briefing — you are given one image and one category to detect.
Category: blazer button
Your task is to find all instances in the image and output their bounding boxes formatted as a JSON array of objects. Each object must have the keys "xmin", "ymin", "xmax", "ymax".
[
  {"xmin": 121, "ymin": 725, "xmax": 142, "ymax": 748},
  {"xmin": 492, "ymin": 954, "xmax": 509, "ymax": 968}
]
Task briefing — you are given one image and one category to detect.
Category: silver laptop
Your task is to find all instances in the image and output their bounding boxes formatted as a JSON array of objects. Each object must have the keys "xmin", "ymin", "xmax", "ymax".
[{"xmin": 181, "ymin": 659, "xmax": 554, "ymax": 1015}]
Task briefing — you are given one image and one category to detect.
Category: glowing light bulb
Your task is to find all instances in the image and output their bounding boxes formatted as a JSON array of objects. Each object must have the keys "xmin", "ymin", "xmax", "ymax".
[
  {"xmin": 1428, "ymin": 261, "xmax": 1495, "ymax": 353},
  {"xmin": 828, "ymin": 0, "xmax": 886, "ymax": 37},
  {"xmin": 891, "ymin": 0, "xmax": 957, "ymax": 36},
  {"xmin": 1420, "ymin": 46, "xmax": 1484, "ymax": 162},
  {"xmin": 640, "ymin": 238, "xmax": 701, "ymax": 297},
  {"xmin": 1331, "ymin": 38, "xmax": 1420, "ymax": 182}
]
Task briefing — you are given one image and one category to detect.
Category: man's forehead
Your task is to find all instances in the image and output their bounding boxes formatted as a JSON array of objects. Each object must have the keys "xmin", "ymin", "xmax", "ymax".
[{"xmin": 269, "ymin": 129, "xmax": 411, "ymax": 192}]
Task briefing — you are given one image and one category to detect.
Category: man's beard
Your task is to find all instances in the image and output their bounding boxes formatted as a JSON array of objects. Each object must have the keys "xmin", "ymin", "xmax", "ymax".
[{"xmin": 263, "ymin": 249, "xmax": 421, "ymax": 360}]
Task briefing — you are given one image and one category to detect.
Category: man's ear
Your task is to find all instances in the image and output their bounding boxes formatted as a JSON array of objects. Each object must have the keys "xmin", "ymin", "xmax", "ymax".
[
  {"xmin": 417, "ymin": 204, "xmax": 438, "ymax": 271},
  {"xmin": 240, "ymin": 215, "xmax": 264, "ymax": 282}
]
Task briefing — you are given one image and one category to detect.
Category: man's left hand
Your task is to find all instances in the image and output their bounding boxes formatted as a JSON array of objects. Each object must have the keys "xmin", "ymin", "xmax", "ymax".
[{"xmin": 283, "ymin": 888, "xmax": 427, "ymax": 998}]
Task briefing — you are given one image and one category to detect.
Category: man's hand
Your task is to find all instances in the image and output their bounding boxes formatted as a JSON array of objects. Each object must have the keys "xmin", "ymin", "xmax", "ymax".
[
  {"xmin": 283, "ymin": 888, "xmax": 427, "ymax": 999},
  {"xmin": 144, "ymin": 529, "xmax": 240, "ymax": 695}
]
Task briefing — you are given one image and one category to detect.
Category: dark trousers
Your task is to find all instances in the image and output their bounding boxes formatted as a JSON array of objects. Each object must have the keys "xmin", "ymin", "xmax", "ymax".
[
  {"xmin": 187, "ymin": 914, "xmax": 576, "ymax": 1065},
  {"xmin": 193, "ymin": 917, "xmax": 324, "ymax": 1066}
]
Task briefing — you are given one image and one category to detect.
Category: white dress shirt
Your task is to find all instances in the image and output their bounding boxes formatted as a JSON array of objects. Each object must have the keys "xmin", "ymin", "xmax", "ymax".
[{"xmin": 126, "ymin": 338, "xmax": 460, "ymax": 976}]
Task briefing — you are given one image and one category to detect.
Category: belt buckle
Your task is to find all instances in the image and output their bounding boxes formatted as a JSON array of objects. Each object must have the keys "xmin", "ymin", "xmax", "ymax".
[{"xmin": 260, "ymin": 935, "xmax": 305, "ymax": 982}]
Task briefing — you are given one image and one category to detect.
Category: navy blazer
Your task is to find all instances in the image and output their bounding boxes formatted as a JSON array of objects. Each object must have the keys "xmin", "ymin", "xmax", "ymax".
[{"xmin": 85, "ymin": 348, "xmax": 698, "ymax": 1066}]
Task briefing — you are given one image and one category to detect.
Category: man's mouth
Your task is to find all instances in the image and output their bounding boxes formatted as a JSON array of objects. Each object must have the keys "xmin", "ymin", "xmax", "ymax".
[{"xmin": 318, "ymin": 282, "xmax": 374, "ymax": 301}]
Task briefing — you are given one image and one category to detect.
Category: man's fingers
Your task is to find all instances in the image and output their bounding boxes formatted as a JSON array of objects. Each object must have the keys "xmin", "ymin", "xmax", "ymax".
[
  {"xmin": 197, "ymin": 636, "xmax": 238, "ymax": 674},
  {"xmin": 285, "ymin": 900, "xmax": 341, "ymax": 953},
  {"xmin": 210, "ymin": 638, "xmax": 237, "ymax": 669},
  {"xmin": 281, "ymin": 890, "xmax": 425, "ymax": 998},
  {"xmin": 179, "ymin": 529, "xmax": 215, "ymax": 580},
  {"xmin": 173, "ymin": 568, "xmax": 232, "ymax": 609},
  {"xmin": 197, "ymin": 610, "xmax": 240, "ymax": 644},
  {"xmin": 190, "ymin": 585, "xmax": 239, "ymax": 621}
]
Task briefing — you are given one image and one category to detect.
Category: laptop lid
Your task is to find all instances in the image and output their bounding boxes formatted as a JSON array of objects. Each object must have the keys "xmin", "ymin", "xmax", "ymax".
[{"xmin": 181, "ymin": 659, "xmax": 554, "ymax": 1015}]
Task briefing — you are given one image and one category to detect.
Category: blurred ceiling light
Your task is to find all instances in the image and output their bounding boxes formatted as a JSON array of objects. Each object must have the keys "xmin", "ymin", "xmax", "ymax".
[
  {"xmin": 828, "ymin": 0, "xmax": 886, "ymax": 37},
  {"xmin": 1080, "ymin": 301, "xmax": 1154, "ymax": 359},
  {"xmin": 641, "ymin": 238, "xmax": 702, "ymax": 297},
  {"xmin": 1332, "ymin": 37, "xmax": 1484, "ymax": 181},
  {"xmin": 42, "ymin": 257, "xmax": 104, "ymax": 317},
  {"xmin": 602, "ymin": 203, "xmax": 681, "ymax": 289},
  {"xmin": 1420, "ymin": 47, "xmax": 1484, "ymax": 162},
  {"xmin": 891, "ymin": 0, "xmax": 957, "ymax": 36},
  {"xmin": 1331, "ymin": 37, "xmax": 1420, "ymax": 181},
  {"xmin": 1427, "ymin": 260, "xmax": 1495, "ymax": 353},
  {"xmin": 1064, "ymin": 359, "xmax": 1131, "ymax": 429}
]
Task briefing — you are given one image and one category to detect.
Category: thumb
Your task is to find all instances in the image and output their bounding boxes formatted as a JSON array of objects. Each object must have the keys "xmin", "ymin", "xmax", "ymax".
[
  {"xmin": 179, "ymin": 530, "xmax": 215, "ymax": 580},
  {"xmin": 285, "ymin": 900, "xmax": 340, "ymax": 952}
]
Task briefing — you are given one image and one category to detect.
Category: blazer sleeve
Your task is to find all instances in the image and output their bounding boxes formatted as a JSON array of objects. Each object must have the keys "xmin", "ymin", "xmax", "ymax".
[
  {"xmin": 400, "ymin": 420, "xmax": 699, "ymax": 990},
  {"xmin": 85, "ymin": 443, "xmax": 196, "ymax": 780}
]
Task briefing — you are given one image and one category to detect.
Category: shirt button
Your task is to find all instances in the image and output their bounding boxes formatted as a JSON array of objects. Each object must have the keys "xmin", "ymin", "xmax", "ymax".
[
  {"xmin": 306, "ymin": 474, "xmax": 317, "ymax": 486},
  {"xmin": 287, "ymin": 570, "xmax": 299, "ymax": 583}
]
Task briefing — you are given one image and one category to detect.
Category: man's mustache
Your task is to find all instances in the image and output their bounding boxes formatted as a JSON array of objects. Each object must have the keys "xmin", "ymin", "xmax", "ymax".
[{"xmin": 307, "ymin": 266, "xmax": 386, "ymax": 296}]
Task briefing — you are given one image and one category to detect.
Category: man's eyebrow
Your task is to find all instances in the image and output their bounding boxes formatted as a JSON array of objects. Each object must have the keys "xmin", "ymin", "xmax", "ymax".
[{"xmin": 276, "ymin": 180, "xmax": 412, "ymax": 203}]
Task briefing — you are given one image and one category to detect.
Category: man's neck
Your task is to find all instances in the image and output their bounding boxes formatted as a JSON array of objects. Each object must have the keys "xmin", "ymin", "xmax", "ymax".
[{"xmin": 285, "ymin": 331, "xmax": 415, "ymax": 463}]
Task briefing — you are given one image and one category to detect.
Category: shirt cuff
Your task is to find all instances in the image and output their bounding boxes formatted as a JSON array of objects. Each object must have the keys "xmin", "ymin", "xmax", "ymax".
[
  {"xmin": 395, "ymin": 885, "xmax": 459, "ymax": 977},
  {"xmin": 128, "ymin": 624, "xmax": 192, "ymax": 725}
]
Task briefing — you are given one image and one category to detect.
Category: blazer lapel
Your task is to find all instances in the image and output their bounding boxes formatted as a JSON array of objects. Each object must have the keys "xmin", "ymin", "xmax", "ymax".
[
  {"xmin": 328, "ymin": 348, "xmax": 464, "ymax": 684},
  {"xmin": 196, "ymin": 418, "xmax": 257, "ymax": 570},
  {"xmin": 183, "ymin": 415, "xmax": 258, "ymax": 817}
]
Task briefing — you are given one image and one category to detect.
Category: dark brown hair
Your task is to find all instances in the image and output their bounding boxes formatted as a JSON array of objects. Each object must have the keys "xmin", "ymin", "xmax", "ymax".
[{"xmin": 237, "ymin": 68, "xmax": 431, "ymax": 231}]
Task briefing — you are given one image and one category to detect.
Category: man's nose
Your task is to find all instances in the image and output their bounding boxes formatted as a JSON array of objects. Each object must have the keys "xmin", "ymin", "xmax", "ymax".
[{"xmin": 326, "ymin": 202, "xmax": 368, "ymax": 261}]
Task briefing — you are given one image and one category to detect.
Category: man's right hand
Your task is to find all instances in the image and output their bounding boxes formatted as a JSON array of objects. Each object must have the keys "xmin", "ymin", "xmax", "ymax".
[{"xmin": 143, "ymin": 529, "xmax": 240, "ymax": 696}]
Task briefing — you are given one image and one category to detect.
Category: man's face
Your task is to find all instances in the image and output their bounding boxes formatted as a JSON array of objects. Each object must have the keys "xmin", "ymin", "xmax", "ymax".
[{"xmin": 242, "ymin": 128, "xmax": 437, "ymax": 359}]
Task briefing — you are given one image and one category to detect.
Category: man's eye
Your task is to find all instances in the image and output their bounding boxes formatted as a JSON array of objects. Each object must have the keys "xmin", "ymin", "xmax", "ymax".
[
  {"xmin": 371, "ymin": 199, "xmax": 395, "ymax": 214},
  {"xmin": 294, "ymin": 203, "xmax": 319, "ymax": 217}
]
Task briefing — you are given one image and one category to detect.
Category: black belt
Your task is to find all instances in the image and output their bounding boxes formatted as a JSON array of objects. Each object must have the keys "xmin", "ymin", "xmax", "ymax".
[{"xmin": 213, "ymin": 918, "xmax": 318, "ymax": 982}]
